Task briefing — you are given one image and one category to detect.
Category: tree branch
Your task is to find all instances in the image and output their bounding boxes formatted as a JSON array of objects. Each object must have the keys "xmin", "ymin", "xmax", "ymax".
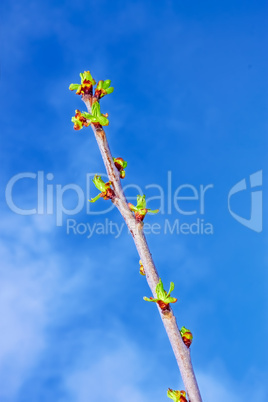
[{"xmin": 82, "ymin": 95, "xmax": 202, "ymax": 402}]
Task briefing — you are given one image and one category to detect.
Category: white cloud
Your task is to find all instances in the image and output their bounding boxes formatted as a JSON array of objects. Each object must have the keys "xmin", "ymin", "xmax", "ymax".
[
  {"xmin": 64, "ymin": 341, "xmax": 149, "ymax": 402},
  {"xmin": 197, "ymin": 365, "xmax": 267, "ymax": 402},
  {"xmin": 64, "ymin": 337, "xmax": 267, "ymax": 402},
  {"xmin": 0, "ymin": 214, "xmax": 62, "ymax": 400},
  {"xmin": 0, "ymin": 265, "xmax": 47, "ymax": 399},
  {"xmin": 0, "ymin": 199, "xmax": 266, "ymax": 402},
  {"xmin": 198, "ymin": 372, "xmax": 240, "ymax": 402}
]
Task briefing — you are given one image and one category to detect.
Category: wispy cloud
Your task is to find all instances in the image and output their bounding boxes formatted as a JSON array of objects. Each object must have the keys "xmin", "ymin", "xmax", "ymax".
[
  {"xmin": 64, "ymin": 338, "xmax": 150, "ymax": 402},
  {"xmin": 0, "ymin": 215, "xmax": 60, "ymax": 400},
  {"xmin": 197, "ymin": 366, "xmax": 267, "ymax": 402}
]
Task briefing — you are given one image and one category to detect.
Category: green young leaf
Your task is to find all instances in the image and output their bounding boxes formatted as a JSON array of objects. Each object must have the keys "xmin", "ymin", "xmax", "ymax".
[
  {"xmin": 156, "ymin": 279, "xmax": 166, "ymax": 300},
  {"xmin": 89, "ymin": 194, "xmax": 102, "ymax": 203},
  {"xmin": 98, "ymin": 115, "xmax": 109, "ymax": 126},
  {"xmin": 147, "ymin": 208, "xmax": 159, "ymax": 214},
  {"xmin": 80, "ymin": 71, "xmax": 95, "ymax": 84},
  {"xmin": 136, "ymin": 195, "xmax": 146, "ymax": 209},
  {"xmin": 96, "ymin": 80, "xmax": 104, "ymax": 90},
  {"xmin": 128, "ymin": 203, "xmax": 138, "ymax": 212},
  {"xmin": 167, "ymin": 282, "xmax": 175, "ymax": 297},
  {"xmin": 92, "ymin": 102, "xmax": 101, "ymax": 117},
  {"xmin": 165, "ymin": 296, "xmax": 177, "ymax": 304},
  {"xmin": 105, "ymin": 87, "xmax": 114, "ymax": 95},
  {"xmin": 69, "ymin": 83, "xmax": 80, "ymax": 91},
  {"xmin": 90, "ymin": 102, "xmax": 109, "ymax": 125},
  {"xmin": 92, "ymin": 175, "xmax": 107, "ymax": 192},
  {"xmin": 82, "ymin": 112, "xmax": 93, "ymax": 120},
  {"xmin": 103, "ymin": 79, "xmax": 111, "ymax": 89},
  {"xmin": 143, "ymin": 297, "xmax": 158, "ymax": 302}
]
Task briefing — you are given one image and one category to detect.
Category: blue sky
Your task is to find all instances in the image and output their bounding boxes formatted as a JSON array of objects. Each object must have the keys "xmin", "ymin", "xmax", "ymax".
[{"xmin": 0, "ymin": 0, "xmax": 267, "ymax": 401}]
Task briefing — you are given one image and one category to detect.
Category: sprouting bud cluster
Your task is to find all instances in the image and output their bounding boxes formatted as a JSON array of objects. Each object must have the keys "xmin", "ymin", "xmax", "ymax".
[
  {"xmin": 139, "ymin": 260, "xmax": 145, "ymax": 276},
  {"xmin": 113, "ymin": 157, "xmax": 127, "ymax": 179},
  {"xmin": 71, "ymin": 110, "xmax": 90, "ymax": 131},
  {"xmin": 167, "ymin": 389, "xmax": 188, "ymax": 402},
  {"xmin": 144, "ymin": 278, "xmax": 177, "ymax": 311},
  {"xmin": 71, "ymin": 102, "xmax": 109, "ymax": 131},
  {"xmin": 89, "ymin": 175, "xmax": 115, "ymax": 203},
  {"xmin": 95, "ymin": 79, "xmax": 114, "ymax": 100},
  {"xmin": 82, "ymin": 102, "xmax": 109, "ymax": 126},
  {"xmin": 69, "ymin": 71, "xmax": 113, "ymax": 129},
  {"xmin": 69, "ymin": 71, "xmax": 114, "ymax": 100},
  {"xmin": 180, "ymin": 326, "xmax": 193, "ymax": 348},
  {"xmin": 69, "ymin": 71, "xmax": 96, "ymax": 95},
  {"xmin": 128, "ymin": 195, "xmax": 159, "ymax": 222}
]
